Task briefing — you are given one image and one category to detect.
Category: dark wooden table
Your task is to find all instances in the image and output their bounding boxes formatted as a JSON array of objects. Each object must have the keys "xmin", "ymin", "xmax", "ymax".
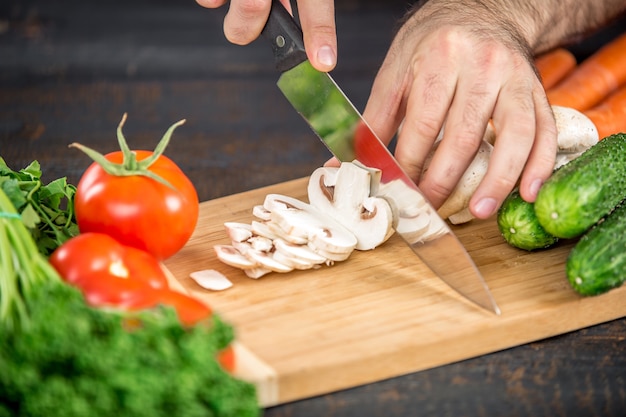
[{"xmin": 2, "ymin": 1, "xmax": 625, "ymax": 416}]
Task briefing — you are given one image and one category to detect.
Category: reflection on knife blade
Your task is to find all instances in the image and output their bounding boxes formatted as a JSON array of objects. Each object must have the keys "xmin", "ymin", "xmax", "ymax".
[{"xmin": 263, "ymin": 1, "xmax": 501, "ymax": 315}]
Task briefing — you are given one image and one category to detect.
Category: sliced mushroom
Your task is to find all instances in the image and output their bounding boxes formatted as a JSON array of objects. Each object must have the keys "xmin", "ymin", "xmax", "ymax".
[
  {"xmin": 377, "ymin": 177, "xmax": 427, "ymax": 221},
  {"xmin": 248, "ymin": 235, "xmax": 274, "ymax": 252},
  {"xmin": 231, "ymin": 240, "xmax": 253, "ymax": 255},
  {"xmin": 273, "ymin": 250, "xmax": 317, "ymax": 270},
  {"xmin": 377, "ymin": 178, "xmax": 447, "ymax": 244},
  {"xmin": 264, "ymin": 194, "xmax": 357, "ymax": 255},
  {"xmin": 306, "ymin": 243, "xmax": 351, "ymax": 263},
  {"xmin": 308, "ymin": 163, "xmax": 394, "ymax": 250},
  {"xmin": 214, "ymin": 244, "xmax": 258, "ymax": 269},
  {"xmin": 250, "ymin": 220, "xmax": 282, "ymax": 241},
  {"xmin": 264, "ymin": 218, "xmax": 310, "ymax": 245},
  {"xmin": 224, "ymin": 222, "xmax": 254, "ymax": 243},
  {"xmin": 252, "ymin": 204, "xmax": 272, "ymax": 221},
  {"xmin": 245, "ymin": 248, "xmax": 294, "ymax": 273},
  {"xmin": 190, "ymin": 269, "xmax": 233, "ymax": 291},
  {"xmin": 394, "ymin": 210, "xmax": 432, "ymax": 244},
  {"xmin": 244, "ymin": 267, "xmax": 272, "ymax": 279},
  {"xmin": 273, "ymin": 238, "xmax": 328, "ymax": 265}
]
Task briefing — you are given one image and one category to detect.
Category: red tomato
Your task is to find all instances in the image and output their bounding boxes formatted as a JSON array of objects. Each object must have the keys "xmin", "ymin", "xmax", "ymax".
[
  {"xmin": 50, "ymin": 233, "xmax": 169, "ymax": 308},
  {"xmin": 51, "ymin": 233, "xmax": 213, "ymax": 326},
  {"xmin": 75, "ymin": 149, "xmax": 199, "ymax": 260},
  {"xmin": 353, "ymin": 120, "xmax": 407, "ymax": 184},
  {"xmin": 155, "ymin": 290, "xmax": 212, "ymax": 326},
  {"xmin": 217, "ymin": 344, "xmax": 237, "ymax": 373}
]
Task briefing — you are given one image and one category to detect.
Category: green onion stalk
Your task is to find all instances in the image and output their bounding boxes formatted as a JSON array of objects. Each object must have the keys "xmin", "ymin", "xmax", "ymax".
[{"xmin": 0, "ymin": 187, "xmax": 61, "ymax": 331}]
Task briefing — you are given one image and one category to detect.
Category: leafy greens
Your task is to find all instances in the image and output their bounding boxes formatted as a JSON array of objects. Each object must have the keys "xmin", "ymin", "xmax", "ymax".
[{"xmin": 0, "ymin": 157, "xmax": 79, "ymax": 255}]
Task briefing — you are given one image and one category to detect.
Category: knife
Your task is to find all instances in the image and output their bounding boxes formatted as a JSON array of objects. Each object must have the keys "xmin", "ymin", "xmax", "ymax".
[{"xmin": 261, "ymin": 0, "xmax": 500, "ymax": 315}]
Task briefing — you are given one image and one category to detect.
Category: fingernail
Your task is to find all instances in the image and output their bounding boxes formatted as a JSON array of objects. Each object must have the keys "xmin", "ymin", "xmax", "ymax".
[
  {"xmin": 474, "ymin": 197, "xmax": 497, "ymax": 218},
  {"xmin": 529, "ymin": 179, "xmax": 543, "ymax": 199},
  {"xmin": 317, "ymin": 45, "xmax": 336, "ymax": 68}
]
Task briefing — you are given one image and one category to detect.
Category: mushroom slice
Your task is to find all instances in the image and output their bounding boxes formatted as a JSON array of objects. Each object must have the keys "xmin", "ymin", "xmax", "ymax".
[
  {"xmin": 395, "ymin": 210, "xmax": 431, "ymax": 244},
  {"xmin": 264, "ymin": 218, "xmax": 310, "ymax": 245},
  {"xmin": 377, "ymin": 178, "xmax": 427, "ymax": 222},
  {"xmin": 378, "ymin": 179, "xmax": 428, "ymax": 229},
  {"xmin": 272, "ymin": 250, "xmax": 317, "ymax": 270},
  {"xmin": 422, "ymin": 210, "xmax": 449, "ymax": 241},
  {"xmin": 352, "ymin": 160, "xmax": 383, "ymax": 195},
  {"xmin": 224, "ymin": 222, "xmax": 253, "ymax": 243},
  {"xmin": 273, "ymin": 238, "xmax": 328, "ymax": 265},
  {"xmin": 245, "ymin": 248, "xmax": 294, "ymax": 273},
  {"xmin": 244, "ymin": 267, "xmax": 272, "ymax": 279},
  {"xmin": 250, "ymin": 220, "xmax": 282, "ymax": 241},
  {"xmin": 231, "ymin": 240, "xmax": 253, "ymax": 255},
  {"xmin": 252, "ymin": 204, "xmax": 272, "ymax": 221},
  {"xmin": 248, "ymin": 235, "xmax": 274, "ymax": 252},
  {"xmin": 378, "ymin": 178, "xmax": 448, "ymax": 244},
  {"xmin": 307, "ymin": 243, "xmax": 352, "ymax": 262},
  {"xmin": 190, "ymin": 269, "xmax": 233, "ymax": 291},
  {"xmin": 308, "ymin": 163, "xmax": 394, "ymax": 251},
  {"xmin": 264, "ymin": 194, "xmax": 357, "ymax": 255},
  {"xmin": 214, "ymin": 244, "xmax": 258, "ymax": 269}
]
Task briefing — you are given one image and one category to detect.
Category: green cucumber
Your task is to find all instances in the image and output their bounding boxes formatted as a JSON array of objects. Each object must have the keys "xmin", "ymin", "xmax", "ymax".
[
  {"xmin": 497, "ymin": 189, "xmax": 558, "ymax": 250},
  {"xmin": 534, "ymin": 133, "xmax": 626, "ymax": 239},
  {"xmin": 566, "ymin": 201, "xmax": 626, "ymax": 296}
]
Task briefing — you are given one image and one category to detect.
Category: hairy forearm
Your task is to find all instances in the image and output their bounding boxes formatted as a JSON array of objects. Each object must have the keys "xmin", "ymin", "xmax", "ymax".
[
  {"xmin": 408, "ymin": 0, "xmax": 626, "ymax": 54},
  {"xmin": 503, "ymin": 0, "xmax": 626, "ymax": 52}
]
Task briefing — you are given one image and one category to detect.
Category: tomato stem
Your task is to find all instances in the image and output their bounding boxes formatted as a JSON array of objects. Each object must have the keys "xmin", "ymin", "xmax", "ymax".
[{"xmin": 69, "ymin": 114, "xmax": 186, "ymax": 190}]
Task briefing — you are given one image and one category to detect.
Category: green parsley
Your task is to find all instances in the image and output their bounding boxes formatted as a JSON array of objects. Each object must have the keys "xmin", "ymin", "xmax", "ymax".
[{"xmin": 0, "ymin": 157, "xmax": 79, "ymax": 256}]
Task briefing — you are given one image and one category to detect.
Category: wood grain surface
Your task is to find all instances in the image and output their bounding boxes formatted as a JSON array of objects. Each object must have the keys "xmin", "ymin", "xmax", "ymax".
[
  {"xmin": 163, "ymin": 177, "xmax": 626, "ymax": 407},
  {"xmin": 2, "ymin": 0, "xmax": 626, "ymax": 415}
]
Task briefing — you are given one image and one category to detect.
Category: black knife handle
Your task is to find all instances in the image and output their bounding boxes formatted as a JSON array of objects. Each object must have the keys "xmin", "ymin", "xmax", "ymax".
[{"xmin": 261, "ymin": 0, "xmax": 308, "ymax": 72}]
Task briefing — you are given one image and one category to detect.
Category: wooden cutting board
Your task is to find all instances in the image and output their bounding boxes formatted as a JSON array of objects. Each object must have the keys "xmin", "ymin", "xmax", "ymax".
[{"xmin": 163, "ymin": 177, "xmax": 626, "ymax": 407}]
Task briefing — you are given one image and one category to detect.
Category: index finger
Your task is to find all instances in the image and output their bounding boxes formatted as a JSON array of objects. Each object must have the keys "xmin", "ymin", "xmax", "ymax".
[{"xmin": 296, "ymin": 0, "xmax": 337, "ymax": 72}]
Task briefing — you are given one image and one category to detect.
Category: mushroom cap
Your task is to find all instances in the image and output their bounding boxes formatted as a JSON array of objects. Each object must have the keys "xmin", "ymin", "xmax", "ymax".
[
  {"xmin": 436, "ymin": 139, "xmax": 493, "ymax": 220},
  {"xmin": 553, "ymin": 105, "xmax": 599, "ymax": 154},
  {"xmin": 308, "ymin": 163, "xmax": 394, "ymax": 251}
]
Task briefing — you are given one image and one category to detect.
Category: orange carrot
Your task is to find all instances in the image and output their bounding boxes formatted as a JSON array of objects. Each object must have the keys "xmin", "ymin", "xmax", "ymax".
[
  {"xmin": 534, "ymin": 48, "xmax": 577, "ymax": 90},
  {"xmin": 546, "ymin": 32, "xmax": 626, "ymax": 111},
  {"xmin": 584, "ymin": 83, "xmax": 626, "ymax": 139}
]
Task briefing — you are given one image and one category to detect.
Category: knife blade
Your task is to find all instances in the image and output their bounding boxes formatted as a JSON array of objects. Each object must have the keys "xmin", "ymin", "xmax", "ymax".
[{"xmin": 261, "ymin": 0, "xmax": 500, "ymax": 315}]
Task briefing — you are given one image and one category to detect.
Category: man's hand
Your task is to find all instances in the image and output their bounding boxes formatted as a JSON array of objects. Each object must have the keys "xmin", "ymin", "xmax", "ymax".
[
  {"xmin": 362, "ymin": 2, "xmax": 558, "ymax": 219},
  {"xmin": 196, "ymin": 0, "xmax": 337, "ymax": 71}
]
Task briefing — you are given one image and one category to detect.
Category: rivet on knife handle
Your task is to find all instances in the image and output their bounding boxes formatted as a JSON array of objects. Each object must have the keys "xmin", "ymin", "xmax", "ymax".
[{"xmin": 261, "ymin": 0, "xmax": 307, "ymax": 72}]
